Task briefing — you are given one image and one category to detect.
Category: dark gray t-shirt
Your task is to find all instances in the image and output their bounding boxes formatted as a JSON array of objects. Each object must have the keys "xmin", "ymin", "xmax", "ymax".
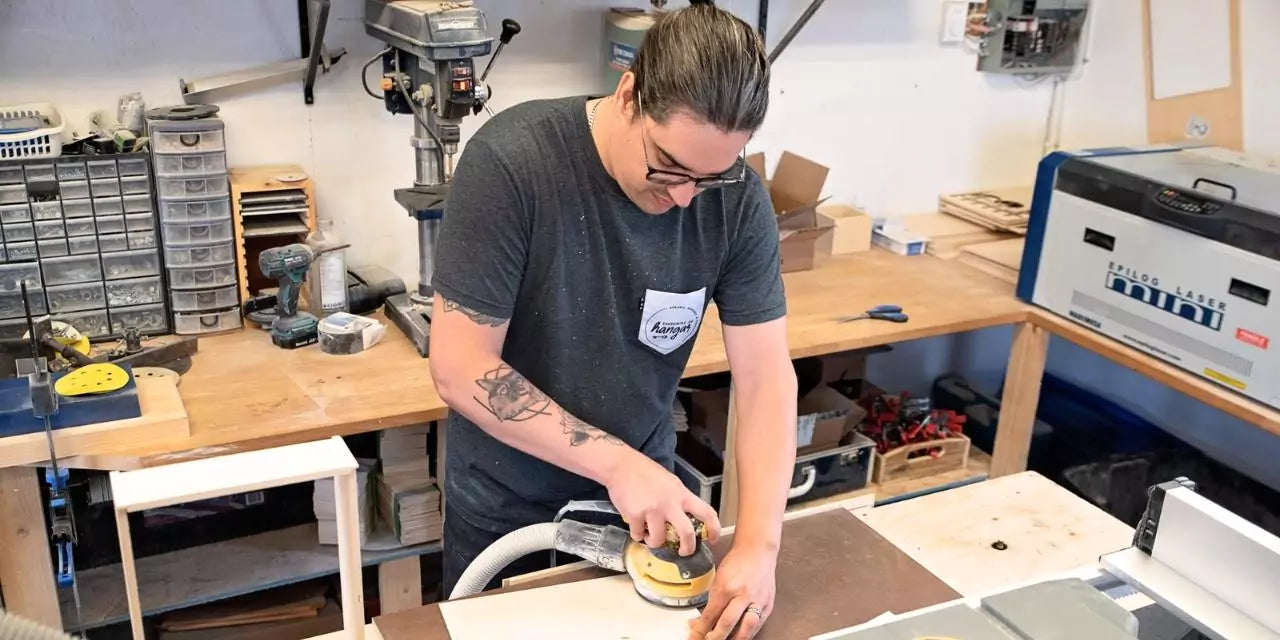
[{"xmin": 432, "ymin": 95, "xmax": 786, "ymax": 531}]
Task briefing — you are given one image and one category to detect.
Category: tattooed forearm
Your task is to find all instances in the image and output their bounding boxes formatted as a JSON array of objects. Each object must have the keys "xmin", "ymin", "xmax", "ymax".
[
  {"xmin": 561, "ymin": 411, "xmax": 624, "ymax": 447},
  {"xmin": 443, "ymin": 298, "xmax": 506, "ymax": 327},
  {"xmin": 474, "ymin": 364, "xmax": 553, "ymax": 421}
]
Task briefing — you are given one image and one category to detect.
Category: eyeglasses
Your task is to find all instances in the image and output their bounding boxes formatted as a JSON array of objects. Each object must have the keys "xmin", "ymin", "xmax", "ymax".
[{"xmin": 637, "ymin": 97, "xmax": 746, "ymax": 190}]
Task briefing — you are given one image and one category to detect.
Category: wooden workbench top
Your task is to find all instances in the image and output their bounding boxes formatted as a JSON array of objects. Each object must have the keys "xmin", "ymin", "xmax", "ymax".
[{"xmin": 71, "ymin": 249, "xmax": 1029, "ymax": 467}]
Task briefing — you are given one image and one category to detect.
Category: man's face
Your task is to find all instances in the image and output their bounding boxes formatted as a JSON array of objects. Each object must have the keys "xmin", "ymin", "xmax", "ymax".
[{"xmin": 611, "ymin": 101, "xmax": 752, "ymax": 215}]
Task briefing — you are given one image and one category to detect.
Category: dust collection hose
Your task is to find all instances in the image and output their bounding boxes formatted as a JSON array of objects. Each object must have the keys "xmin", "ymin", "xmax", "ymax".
[
  {"xmin": 0, "ymin": 609, "xmax": 77, "ymax": 640},
  {"xmin": 449, "ymin": 522, "xmax": 561, "ymax": 599}
]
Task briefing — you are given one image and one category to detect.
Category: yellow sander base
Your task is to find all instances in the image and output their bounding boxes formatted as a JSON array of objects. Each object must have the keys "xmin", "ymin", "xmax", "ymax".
[{"xmin": 624, "ymin": 541, "xmax": 715, "ymax": 609}]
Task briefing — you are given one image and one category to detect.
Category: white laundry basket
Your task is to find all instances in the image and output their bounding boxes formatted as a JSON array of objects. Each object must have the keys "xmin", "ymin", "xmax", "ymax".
[{"xmin": 0, "ymin": 103, "xmax": 65, "ymax": 160}]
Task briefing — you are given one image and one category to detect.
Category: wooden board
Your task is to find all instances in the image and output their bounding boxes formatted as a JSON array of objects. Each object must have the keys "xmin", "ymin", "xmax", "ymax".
[
  {"xmin": 61, "ymin": 249, "xmax": 1028, "ymax": 470},
  {"xmin": 1142, "ymin": 0, "xmax": 1243, "ymax": 150},
  {"xmin": 857, "ymin": 472, "xmax": 1133, "ymax": 597},
  {"xmin": 1028, "ymin": 308, "xmax": 1280, "ymax": 437},
  {"xmin": 439, "ymin": 574, "xmax": 699, "ymax": 639},
  {"xmin": 374, "ymin": 509, "xmax": 962, "ymax": 640},
  {"xmin": 957, "ymin": 238, "xmax": 1025, "ymax": 285},
  {"xmin": 0, "ymin": 375, "xmax": 188, "ymax": 468},
  {"xmin": 110, "ymin": 436, "xmax": 357, "ymax": 512},
  {"xmin": 0, "ymin": 467, "xmax": 60, "ymax": 628}
]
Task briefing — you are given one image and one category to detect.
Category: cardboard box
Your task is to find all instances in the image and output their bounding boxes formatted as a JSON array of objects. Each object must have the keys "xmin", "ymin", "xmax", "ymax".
[
  {"xmin": 818, "ymin": 204, "xmax": 873, "ymax": 254},
  {"xmin": 689, "ymin": 384, "xmax": 866, "ymax": 457},
  {"xmin": 747, "ymin": 151, "xmax": 834, "ymax": 273}
]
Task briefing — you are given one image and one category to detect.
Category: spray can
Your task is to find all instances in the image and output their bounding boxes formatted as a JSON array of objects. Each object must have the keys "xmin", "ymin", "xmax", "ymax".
[{"xmin": 306, "ymin": 220, "xmax": 348, "ymax": 317}]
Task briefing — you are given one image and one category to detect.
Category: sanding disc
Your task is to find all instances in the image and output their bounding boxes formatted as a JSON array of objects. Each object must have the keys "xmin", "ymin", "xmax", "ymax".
[
  {"xmin": 55, "ymin": 363, "xmax": 130, "ymax": 397},
  {"xmin": 133, "ymin": 367, "xmax": 180, "ymax": 387},
  {"xmin": 146, "ymin": 104, "xmax": 220, "ymax": 120}
]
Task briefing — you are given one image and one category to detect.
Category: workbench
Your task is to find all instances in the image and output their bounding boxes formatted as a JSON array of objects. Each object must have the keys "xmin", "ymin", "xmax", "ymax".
[
  {"xmin": 1, "ymin": 248, "xmax": 1277, "ymax": 633},
  {"xmin": 310, "ymin": 471, "xmax": 1135, "ymax": 640}
]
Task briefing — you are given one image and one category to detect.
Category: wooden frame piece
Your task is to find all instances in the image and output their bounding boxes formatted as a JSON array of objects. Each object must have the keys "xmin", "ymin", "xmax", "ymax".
[{"xmin": 109, "ymin": 436, "xmax": 364, "ymax": 639}]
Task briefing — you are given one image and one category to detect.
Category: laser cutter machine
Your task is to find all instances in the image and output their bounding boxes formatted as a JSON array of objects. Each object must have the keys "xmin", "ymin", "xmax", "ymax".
[{"xmin": 1016, "ymin": 145, "xmax": 1280, "ymax": 410}]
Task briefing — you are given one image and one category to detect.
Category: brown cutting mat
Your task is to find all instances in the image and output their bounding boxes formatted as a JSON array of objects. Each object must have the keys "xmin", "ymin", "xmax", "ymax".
[{"xmin": 375, "ymin": 508, "xmax": 960, "ymax": 640}]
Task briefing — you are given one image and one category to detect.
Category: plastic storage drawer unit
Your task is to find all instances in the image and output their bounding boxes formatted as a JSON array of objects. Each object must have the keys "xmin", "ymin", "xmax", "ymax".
[
  {"xmin": 159, "ymin": 198, "xmax": 231, "ymax": 222},
  {"xmin": 43, "ymin": 255, "xmax": 104, "ymax": 286},
  {"xmin": 95, "ymin": 216, "xmax": 126, "ymax": 235},
  {"xmin": 31, "ymin": 201, "xmax": 61, "ymax": 220},
  {"xmin": 127, "ymin": 230, "xmax": 157, "ymax": 249},
  {"xmin": 0, "ymin": 204, "xmax": 30, "ymax": 224},
  {"xmin": 155, "ymin": 152, "xmax": 227, "ymax": 176},
  {"xmin": 64, "ymin": 218, "xmax": 96, "ymax": 237},
  {"xmin": 59, "ymin": 180, "xmax": 90, "ymax": 200},
  {"xmin": 151, "ymin": 128, "xmax": 225, "ymax": 154},
  {"xmin": 165, "ymin": 243, "xmax": 235, "ymax": 267},
  {"xmin": 24, "ymin": 164, "xmax": 55, "ymax": 182},
  {"xmin": 0, "ymin": 289, "xmax": 46, "ymax": 319},
  {"xmin": 89, "ymin": 178, "xmax": 121, "ymax": 198},
  {"xmin": 34, "ymin": 220, "xmax": 65, "ymax": 239},
  {"xmin": 123, "ymin": 194, "xmax": 152, "ymax": 213},
  {"xmin": 61, "ymin": 309, "xmax": 110, "ymax": 338},
  {"xmin": 109, "ymin": 303, "xmax": 167, "ymax": 333},
  {"xmin": 106, "ymin": 277, "xmax": 163, "ymax": 307},
  {"xmin": 37, "ymin": 239, "xmax": 68, "ymax": 257},
  {"xmin": 68, "ymin": 236, "xmax": 98, "ymax": 254},
  {"xmin": 116, "ymin": 157, "xmax": 148, "ymax": 177},
  {"xmin": 162, "ymin": 219, "xmax": 232, "ymax": 245},
  {"xmin": 86, "ymin": 160, "xmax": 117, "ymax": 179},
  {"xmin": 3, "ymin": 223, "xmax": 34, "ymax": 242},
  {"xmin": 102, "ymin": 249, "xmax": 160, "ymax": 280},
  {"xmin": 62, "ymin": 199, "xmax": 93, "ymax": 218},
  {"xmin": 6, "ymin": 242, "xmax": 36, "ymax": 260},
  {"xmin": 0, "ymin": 166, "xmax": 23, "ymax": 184},
  {"xmin": 54, "ymin": 161, "xmax": 86, "ymax": 181},
  {"xmin": 46, "ymin": 282, "xmax": 106, "ymax": 313},
  {"xmin": 157, "ymin": 176, "xmax": 228, "ymax": 199},
  {"xmin": 98, "ymin": 234, "xmax": 128, "ymax": 253},
  {"xmin": 0, "ymin": 263, "xmax": 42, "ymax": 291},
  {"xmin": 168, "ymin": 264, "xmax": 236, "ymax": 289},
  {"xmin": 171, "ymin": 285, "xmax": 239, "ymax": 312},
  {"xmin": 92, "ymin": 196, "xmax": 123, "ymax": 216},
  {"xmin": 173, "ymin": 308, "xmax": 241, "ymax": 334}
]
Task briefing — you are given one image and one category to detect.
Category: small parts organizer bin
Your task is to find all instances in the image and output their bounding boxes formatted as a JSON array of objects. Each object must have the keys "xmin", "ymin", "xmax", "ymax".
[
  {"xmin": 0, "ymin": 151, "xmax": 170, "ymax": 340},
  {"xmin": 147, "ymin": 115, "xmax": 242, "ymax": 335}
]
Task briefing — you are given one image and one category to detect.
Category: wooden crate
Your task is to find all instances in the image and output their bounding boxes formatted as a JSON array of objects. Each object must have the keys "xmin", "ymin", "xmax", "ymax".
[{"xmin": 871, "ymin": 434, "xmax": 971, "ymax": 485}]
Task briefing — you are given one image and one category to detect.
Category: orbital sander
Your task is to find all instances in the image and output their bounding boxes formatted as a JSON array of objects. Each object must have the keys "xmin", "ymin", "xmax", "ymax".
[{"xmin": 450, "ymin": 500, "xmax": 716, "ymax": 608}]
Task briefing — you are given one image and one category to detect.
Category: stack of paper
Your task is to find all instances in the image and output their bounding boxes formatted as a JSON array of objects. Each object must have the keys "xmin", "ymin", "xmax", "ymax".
[
  {"xmin": 313, "ymin": 458, "xmax": 375, "ymax": 546},
  {"xmin": 376, "ymin": 424, "xmax": 442, "ymax": 545}
]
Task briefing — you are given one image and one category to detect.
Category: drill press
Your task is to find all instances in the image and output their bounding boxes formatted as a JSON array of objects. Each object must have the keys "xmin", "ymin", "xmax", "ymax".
[
  {"xmin": 363, "ymin": 1, "xmax": 521, "ymax": 357},
  {"xmin": 259, "ymin": 244, "xmax": 319, "ymax": 349}
]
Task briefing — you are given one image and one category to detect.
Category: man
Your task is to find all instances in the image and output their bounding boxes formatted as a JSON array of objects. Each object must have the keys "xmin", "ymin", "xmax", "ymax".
[{"xmin": 428, "ymin": 4, "xmax": 798, "ymax": 639}]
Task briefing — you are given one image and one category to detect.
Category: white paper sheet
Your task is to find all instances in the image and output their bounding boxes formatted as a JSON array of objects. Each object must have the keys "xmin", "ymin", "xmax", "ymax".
[
  {"xmin": 439, "ymin": 574, "xmax": 700, "ymax": 640},
  {"xmin": 1150, "ymin": 0, "xmax": 1233, "ymax": 99}
]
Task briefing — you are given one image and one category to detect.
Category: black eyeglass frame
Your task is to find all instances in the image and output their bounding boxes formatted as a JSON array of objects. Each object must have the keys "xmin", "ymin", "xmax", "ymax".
[{"xmin": 636, "ymin": 95, "xmax": 747, "ymax": 190}]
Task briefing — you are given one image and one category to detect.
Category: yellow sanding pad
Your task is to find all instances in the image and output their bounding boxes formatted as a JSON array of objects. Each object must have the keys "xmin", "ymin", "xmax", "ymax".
[{"xmin": 55, "ymin": 363, "xmax": 130, "ymax": 397}]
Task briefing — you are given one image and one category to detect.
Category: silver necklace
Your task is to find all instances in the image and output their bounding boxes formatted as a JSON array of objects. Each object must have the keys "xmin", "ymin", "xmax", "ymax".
[{"xmin": 589, "ymin": 98, "xmax": 604, "ymax": 129}]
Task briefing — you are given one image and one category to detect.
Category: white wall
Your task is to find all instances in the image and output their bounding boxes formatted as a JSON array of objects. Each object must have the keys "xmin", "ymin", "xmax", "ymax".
[{"xmin": 2, "ymin": 0, "xmax": 1278, "ymax": 488}]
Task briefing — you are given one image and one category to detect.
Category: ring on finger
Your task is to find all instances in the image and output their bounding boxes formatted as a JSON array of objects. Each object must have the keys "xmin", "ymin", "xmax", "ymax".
[{"xmin": 745, "ymin": 606, "xmax": 764, "ymax": 618}]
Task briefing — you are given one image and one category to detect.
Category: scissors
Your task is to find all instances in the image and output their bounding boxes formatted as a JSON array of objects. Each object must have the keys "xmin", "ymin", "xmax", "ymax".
[{"xmin": 836, "ymin": 304, "xmax": 909, "ymax": 323}]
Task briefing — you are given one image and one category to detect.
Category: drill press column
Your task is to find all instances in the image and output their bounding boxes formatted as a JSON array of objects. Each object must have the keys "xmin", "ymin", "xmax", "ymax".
[{"xmin": 364, "ymin": 0, "xmax": 519, "ymax": 357}]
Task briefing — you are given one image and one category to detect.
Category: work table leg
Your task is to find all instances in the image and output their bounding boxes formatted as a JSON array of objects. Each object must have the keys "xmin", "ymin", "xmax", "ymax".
[
  {"xmin": 991, "ymin": 322, "xmax": 1049, "ymax": 477},
  {"xmin": 721, "ymin": 384, "xmax": 741, "ymax": 527},
  {"xmin": 0, "ymin": 467, "xmax": 60, "ymax": 629}
]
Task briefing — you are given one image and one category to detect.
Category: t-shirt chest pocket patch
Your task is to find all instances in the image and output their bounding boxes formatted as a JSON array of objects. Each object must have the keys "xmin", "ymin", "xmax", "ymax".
[{"xmin": 638, "ymin": 287, "xmax": 707, "ymax": 355}]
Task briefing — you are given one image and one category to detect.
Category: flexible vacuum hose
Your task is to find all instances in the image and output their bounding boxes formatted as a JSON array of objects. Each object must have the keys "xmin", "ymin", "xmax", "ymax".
[
  {"xmin": 0, "ymin": 610, "xmax": 76, "ymax": 640},
  {"xmin": 449, "ymin": 522, "xmax": 561, "ymax": 600}
]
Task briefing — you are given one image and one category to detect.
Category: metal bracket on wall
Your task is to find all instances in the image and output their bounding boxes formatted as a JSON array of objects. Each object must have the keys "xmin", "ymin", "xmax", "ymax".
[{"xmin": 179, "ymin": 0, "xmax": 346, "ymax": 105}]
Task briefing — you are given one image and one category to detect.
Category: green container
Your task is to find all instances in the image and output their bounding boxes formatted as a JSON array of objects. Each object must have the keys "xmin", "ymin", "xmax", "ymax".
[{"xmin": 604, "ymin": 8, "xmax": 656, "ymax": 92}]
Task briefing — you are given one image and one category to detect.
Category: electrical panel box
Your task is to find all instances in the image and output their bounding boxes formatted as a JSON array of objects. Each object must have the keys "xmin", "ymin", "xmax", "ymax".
[{"xmin": 976, "ymin": 0, "xmax": 1090, "ymax": 75}]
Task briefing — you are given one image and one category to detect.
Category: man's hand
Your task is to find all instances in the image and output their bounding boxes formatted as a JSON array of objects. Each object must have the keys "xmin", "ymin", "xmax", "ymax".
[
  {"xmin": 605, "ymin": 450, "xmax": 721, "ymax": 555},
  {"xmin": 688, "ymin": 543, "xmax": 778, "ymax": 640}
]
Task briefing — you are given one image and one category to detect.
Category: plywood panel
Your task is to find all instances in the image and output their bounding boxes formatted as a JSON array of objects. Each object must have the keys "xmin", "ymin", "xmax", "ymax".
[
  {"xmin": 858, "ymin": 472, "xmax": 1133, "ymax": 596},
  {"xmin": 1143, "ymin": 0, "xmax": 1243, "ymax": 149},
  {"xmin": 439, "ymin": 575, "xmax": 698, "ymax": 640}
]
